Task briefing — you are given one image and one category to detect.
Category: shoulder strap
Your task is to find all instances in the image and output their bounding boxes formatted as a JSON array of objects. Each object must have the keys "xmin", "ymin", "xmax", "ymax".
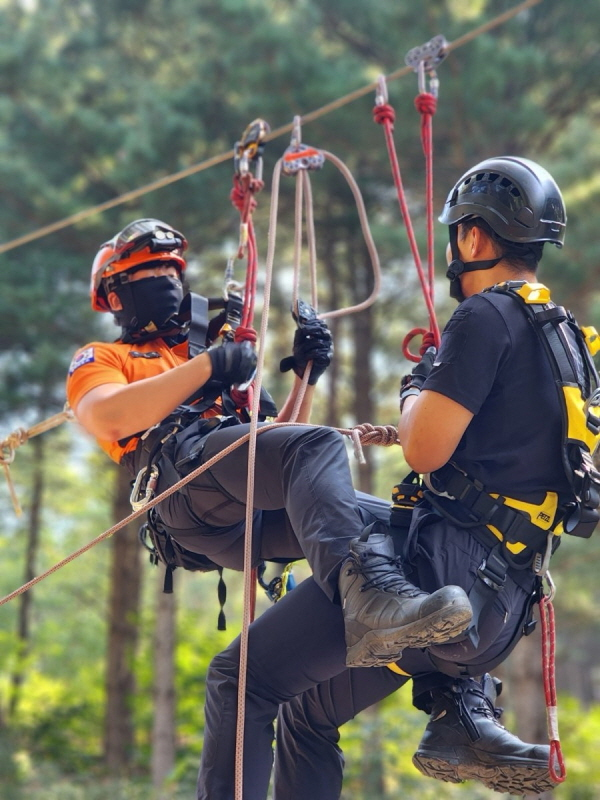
[
  {"xmin": 489, "ymin": 281, "xmax": 600, "ymax": 537},
  {"xmin": 186, "ymin": 293, "xmax": 210, "ymax": 358}
]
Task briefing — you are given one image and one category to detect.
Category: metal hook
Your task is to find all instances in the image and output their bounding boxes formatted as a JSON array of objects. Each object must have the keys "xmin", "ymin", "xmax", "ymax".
[
  {"xmin": 290, "ymin": 115, "xmax": 302, "ymax": 148},
  {"xmin": 234, "ymin": 118, "xmax": 270, "ymax": 177},
  {"xmin": 543, "ymin": 570, "xmax": 556, "ymax": 602},
  {"xmin": 375, "ymin": 74, "xmax": 388, "ymax": 106}
]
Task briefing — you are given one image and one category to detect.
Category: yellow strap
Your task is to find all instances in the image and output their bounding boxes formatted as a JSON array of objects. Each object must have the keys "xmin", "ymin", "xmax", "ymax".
[
  {"xmin": 487, "ymin": 491, "xmax": 560, "ymax": 554},
  {"xmin": 386, "ymin": 662, "xmax": 412, "ymax": 676}
]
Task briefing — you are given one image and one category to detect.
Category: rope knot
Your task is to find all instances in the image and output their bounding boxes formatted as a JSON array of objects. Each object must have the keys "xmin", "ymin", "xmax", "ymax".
[
  {"xmin": 414, "ymin": 92, "xmax": 437, "ymax": 116},
  {"xmin": 233, "ymin": 326, "xmax": 258, "ymax": 345},
  {"xmin": 419, "ymin": 330, "xmax": 436, "ymax": 356},
  {"xmin": 230, "ymin": 175, "xmax": 264, "ymax": 216},
  {"xmin": 372, "ymin": 103, "xmax": 396, "ymax": 127},
  {"xmin": 350, "ymin": 423, "xmax": 400, "ymax": 462}
]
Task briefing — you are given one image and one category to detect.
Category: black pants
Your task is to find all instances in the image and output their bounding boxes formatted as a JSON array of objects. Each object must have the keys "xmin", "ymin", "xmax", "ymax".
[
  {"xmin": 197, "ymin": 509, "xmax": 537, "ymax": 800},
  {"xmin": 156, "ymin": 422, "xmax": 378, "ymax": 600}
]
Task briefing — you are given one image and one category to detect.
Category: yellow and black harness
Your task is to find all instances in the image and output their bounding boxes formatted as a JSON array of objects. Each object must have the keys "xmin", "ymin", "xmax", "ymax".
[{"xmin": 393, "ymin": 282, "xmax": 600, "ymax": 660}]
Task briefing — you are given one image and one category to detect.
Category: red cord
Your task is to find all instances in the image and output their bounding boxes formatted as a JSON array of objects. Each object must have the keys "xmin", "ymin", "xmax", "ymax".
[
  {"xmin": 373, "ymin": 99, "xmax": 440, "ymax": 363},
  {"xmin": 229, "ymin": 170, "xmax": 263, "ymax": 621},
  {"xmin": 540, "ymin": 594, "xmax": 567, "ymax": 783},
  {"xmin": 415, "ymin": 93, "xmax": 437, "ymax": 297}
]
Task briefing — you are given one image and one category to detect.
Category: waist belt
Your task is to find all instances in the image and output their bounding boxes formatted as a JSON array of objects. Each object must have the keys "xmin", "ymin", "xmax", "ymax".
[{"xmin": 425, "ymin": 463, "xmax": 558, "ymax": 558}]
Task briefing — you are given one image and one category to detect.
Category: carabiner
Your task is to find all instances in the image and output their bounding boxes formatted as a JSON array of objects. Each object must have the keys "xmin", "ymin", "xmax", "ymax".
[
  {"xmin": 375, "ymin": 74, "xmax": 389, "ymax": 106},
  {"xmin": 542, "ymin": 569, "xmax": 556, "ymax": 602},
  {"xmin": 234, "ymin": 118, "xmax": 270, "ymax": 178},
  {"xmin": 130, "ymin": 464, "xmax": 160, "ymax": 512}
]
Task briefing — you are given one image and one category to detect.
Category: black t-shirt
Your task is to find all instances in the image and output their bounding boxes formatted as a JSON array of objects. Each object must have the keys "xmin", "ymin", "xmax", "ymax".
[{"xmin": 424, "ymin": 290, "xmax": 571, "ymax": 503}]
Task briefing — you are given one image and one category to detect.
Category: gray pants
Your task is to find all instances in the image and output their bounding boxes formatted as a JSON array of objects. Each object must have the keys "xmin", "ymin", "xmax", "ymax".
[
  {"xmin": 156, "ymin": 422, "xmax": 377, "ymax": 599},
  {"xmin": 197, "ymin": 510, "xmax": 537, "ymax": 800}
]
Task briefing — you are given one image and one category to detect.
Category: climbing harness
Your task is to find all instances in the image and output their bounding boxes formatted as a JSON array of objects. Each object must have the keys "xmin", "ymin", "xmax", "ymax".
[
  {"xmin": 411, "ymin": 281, "xmax": 600, "ymax": 786},
  {"xmin": 373, "ymin": 35, "xmax": 448, "ymax": 361}
]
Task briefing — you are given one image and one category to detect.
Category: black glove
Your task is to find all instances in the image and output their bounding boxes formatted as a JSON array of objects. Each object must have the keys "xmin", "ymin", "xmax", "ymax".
[
  {"xmin": 280, "ymin": 317, "xmax": 334, "ymax": 385},
  {"xmin": 399, "ymin": 346, "xmax": 437, "ymax": 411},
  {"xmin": 208, "ymin": 341, "xmax": 257, "ymax": 388}
]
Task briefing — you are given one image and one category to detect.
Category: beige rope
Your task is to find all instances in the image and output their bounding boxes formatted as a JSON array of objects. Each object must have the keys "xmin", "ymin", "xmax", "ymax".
[
  {"xmin": 0, "ymin": 406, "xmax": 74, "ymax": 515},
  {"xmin": 0, "ymin": 421, "xmax": 399, "ymax": 607}
]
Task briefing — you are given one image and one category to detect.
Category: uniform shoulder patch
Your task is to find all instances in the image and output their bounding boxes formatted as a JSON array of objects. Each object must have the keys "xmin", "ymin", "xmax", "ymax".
[{"xmin": 69, "ymin": 347, "xmax": 95, "ymax": 375}]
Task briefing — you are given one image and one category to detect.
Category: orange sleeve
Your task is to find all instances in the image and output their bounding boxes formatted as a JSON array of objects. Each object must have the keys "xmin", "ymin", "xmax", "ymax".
[{"xmin": 66, "ymin": 341, "xmax": 128, "ymax": 411}]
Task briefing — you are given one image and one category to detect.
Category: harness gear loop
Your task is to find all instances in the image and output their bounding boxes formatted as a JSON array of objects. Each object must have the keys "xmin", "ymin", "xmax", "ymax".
[{"xmin": 371, "ymin": 72, "xmax": 440, "ymax": 362}]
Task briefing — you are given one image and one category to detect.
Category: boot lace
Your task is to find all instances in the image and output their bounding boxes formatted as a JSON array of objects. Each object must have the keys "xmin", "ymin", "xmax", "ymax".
[
  {"xmin": 458, "ymin": 686, "xmax": 505, "ymax": 739},
  {"xmin": 348, "ymin": 552, "xmax": 425, "ymax": 596}
]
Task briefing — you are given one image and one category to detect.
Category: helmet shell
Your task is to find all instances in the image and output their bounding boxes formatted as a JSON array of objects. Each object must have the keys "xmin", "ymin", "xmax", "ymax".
[
  {"xmin": 439, "ymin": 157, "xmax": 566, "ymax": 247},
  {"xmin": 90, "ymin": 218, "xmax": 188, "ymax": 311}
]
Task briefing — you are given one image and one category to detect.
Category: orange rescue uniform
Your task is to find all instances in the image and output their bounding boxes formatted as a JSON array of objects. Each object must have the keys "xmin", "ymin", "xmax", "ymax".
[{"xmin": 66, "ymin": 338, "xmax": 191, "ymax": 463}]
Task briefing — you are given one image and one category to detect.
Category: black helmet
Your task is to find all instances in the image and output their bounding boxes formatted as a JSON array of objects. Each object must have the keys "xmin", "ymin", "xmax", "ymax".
[{"xmin": 439, "ymin": 156, "xmax": 566, "ymax": 247}]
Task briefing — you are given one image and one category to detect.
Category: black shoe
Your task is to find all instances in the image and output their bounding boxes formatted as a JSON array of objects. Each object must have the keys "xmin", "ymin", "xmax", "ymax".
[
  {"xmin": 339, "ymin": 530, "xmax": 472, "ymax": 667},
  {"xmin": 412, "ymin": 674, "xmax": 555, "ymax": 794}
]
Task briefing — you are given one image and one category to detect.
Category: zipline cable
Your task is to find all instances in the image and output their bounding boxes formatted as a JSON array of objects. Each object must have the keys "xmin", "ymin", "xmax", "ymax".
[{"xmin": 0, "ymin": 0, "xmax": 544, "ymax": 257}]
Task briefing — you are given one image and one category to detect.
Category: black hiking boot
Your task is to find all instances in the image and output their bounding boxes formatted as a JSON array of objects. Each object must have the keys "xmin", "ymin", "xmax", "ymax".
[
  {"xmin": 338, "ymin": 529, "xmax": 472, "ymax": 668},
  {"xmin": 412, "ymin": 674, "xmax": 555, "ymax": 794}
]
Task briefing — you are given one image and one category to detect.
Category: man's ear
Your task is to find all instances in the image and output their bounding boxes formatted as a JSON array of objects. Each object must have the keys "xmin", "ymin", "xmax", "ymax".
[
  {"xmin": 107, "ymin": 290, "xmax": 123, "ymax": 311},
  {"xmin": 470, "ymin": 226, "xmax": 495, "ymax": 259}
]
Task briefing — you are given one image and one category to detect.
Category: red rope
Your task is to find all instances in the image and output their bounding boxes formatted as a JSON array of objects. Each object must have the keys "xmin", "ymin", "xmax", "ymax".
[
  {"xmin": 415, "ymin": 93, "xmax": 437, "ymax": 297},
  {"xmin": 373, "ymin": 99, "xmax": 440, "ymax": 363},
  {"xmin": 229, "ymin": 170, "xmax": 264, "ymax": 628},
  {"xmin": 540, "ymin": 594, "xmax": 567, "ymax": 784}
]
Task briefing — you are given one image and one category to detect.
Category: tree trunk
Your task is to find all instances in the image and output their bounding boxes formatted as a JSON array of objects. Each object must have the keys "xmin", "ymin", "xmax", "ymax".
[
  {"xmin": 151, "ymin": 569, "xmax": 177, "ymax": 793},
  {"xmin": 8, "ymin": 435, "xmax": 44, "ymax": 720},
  {"xmin": 103, "ymin": 466, "xmax": 142, "ymax": 772}
]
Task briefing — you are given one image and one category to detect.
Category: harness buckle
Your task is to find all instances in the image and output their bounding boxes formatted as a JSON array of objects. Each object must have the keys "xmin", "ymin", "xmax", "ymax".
[{"xmin": 477, "ymin": 557, "xmax": 506, "ymax": 592}]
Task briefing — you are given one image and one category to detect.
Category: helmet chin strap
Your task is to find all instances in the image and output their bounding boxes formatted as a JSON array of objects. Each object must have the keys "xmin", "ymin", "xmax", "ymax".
[{"xmin": 446, "ymin": 225, "xmax": 502, "ymax": 302}]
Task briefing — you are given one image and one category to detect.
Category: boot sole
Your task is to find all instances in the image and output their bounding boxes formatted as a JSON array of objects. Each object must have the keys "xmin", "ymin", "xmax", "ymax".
[
  {"xmin": 412, "ymin": 752, "xmax": 556, "ymax": 794},
  {"xmin": 345, "ymin": 600, "xmax": 472, "ymax": 668}
]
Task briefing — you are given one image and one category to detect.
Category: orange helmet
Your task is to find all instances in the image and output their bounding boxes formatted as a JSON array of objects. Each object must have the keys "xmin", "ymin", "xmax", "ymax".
[{"xmin": 90, "ymin": 218, "xmax": 188, "ymax": 311}]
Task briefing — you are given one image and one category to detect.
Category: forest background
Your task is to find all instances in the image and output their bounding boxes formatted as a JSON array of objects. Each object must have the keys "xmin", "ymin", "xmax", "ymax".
[{"xmin": 0, "ymin": 0, "xmax": 599, "ymax": 798}]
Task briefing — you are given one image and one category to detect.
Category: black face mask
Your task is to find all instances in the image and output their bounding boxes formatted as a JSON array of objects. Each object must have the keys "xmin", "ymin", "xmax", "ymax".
[{"xmin": 112, "ymin": 275, "xmax": 185, "ymax": 338}]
